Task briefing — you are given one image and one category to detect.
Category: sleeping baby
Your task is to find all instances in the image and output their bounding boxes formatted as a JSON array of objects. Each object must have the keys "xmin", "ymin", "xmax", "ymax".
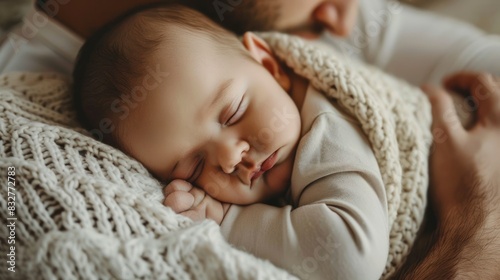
[{"xmin": 72, "ymin": 3, "xmax": 461, "ymax": 279}]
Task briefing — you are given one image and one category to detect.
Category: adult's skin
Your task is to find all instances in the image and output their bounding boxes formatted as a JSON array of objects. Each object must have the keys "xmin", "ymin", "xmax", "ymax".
[
  {"xmin": 37, "ymin": 0, "xmax": 161, "ymax": 38},
  {"xmin": 42, "ymin": 1, "xmax": 500, "ymax": 278},
  {"xmin": 391, "ymin": 72, "xmax": 500, "ymax": 279}
]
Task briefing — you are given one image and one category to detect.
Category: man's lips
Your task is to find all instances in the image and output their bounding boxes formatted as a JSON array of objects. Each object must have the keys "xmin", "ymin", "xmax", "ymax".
[{"xmin": 250, "ymin": 151, "xmax": 278, "ymax": 182}]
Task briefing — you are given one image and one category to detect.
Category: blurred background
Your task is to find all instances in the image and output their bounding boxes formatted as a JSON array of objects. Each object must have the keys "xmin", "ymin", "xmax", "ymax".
[{"xmin": 402, "ymin": 0, "xmax": 500, "ymax": 34}]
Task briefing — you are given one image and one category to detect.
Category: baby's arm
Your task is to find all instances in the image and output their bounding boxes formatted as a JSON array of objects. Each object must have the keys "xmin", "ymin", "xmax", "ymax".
[{"xmin": 164, "ymin": 174, "xmax": 387, "ymax": 280}]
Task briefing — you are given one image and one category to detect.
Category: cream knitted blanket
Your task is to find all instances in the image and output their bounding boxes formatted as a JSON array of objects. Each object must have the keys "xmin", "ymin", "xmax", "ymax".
[{"xmin": 0, "ymin": 32, "xmax": 431, "ymax": 280}]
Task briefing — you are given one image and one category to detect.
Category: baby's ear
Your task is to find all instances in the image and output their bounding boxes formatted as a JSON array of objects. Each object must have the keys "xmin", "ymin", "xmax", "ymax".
[
  {"xmin": 242, "ymin": 32, "xmax": 290, "ymax": 91},
  {"xmin": 242, "ymin": 32, "xmax": 273, "ymax": 61}
]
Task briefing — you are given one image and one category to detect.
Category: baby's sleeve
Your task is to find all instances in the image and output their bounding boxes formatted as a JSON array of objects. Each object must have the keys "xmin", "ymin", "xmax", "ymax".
[{"xmin": 220, "ymin": 112, "xmax": 389, "ymax": 280}]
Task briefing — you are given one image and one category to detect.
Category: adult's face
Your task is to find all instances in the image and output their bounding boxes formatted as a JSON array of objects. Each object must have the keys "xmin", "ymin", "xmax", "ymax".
[
  {"xmin": 209, "ymin": 0, "xmax": 359, "ymax": 38},
  {"xmin": 50, "ymin": 0, "xmax": 358, "ymax": 39}
]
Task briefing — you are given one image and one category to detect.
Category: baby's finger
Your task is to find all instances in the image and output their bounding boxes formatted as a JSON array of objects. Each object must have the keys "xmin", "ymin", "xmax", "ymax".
[
  {"xmin": 163, "ymin": 179, "xmax": 193, "ymax": 197},
  {"xmin": 163, "ymin": 191, "xmax": 194, "ymax": 213},
  {"xmin": 180, "ymin": 208, "xmax": 206, "ymax": 222},
  {"xmin": 189, "ymin": 187, "xmax": 208, "ymax": 208},
  {"xmin": 421, "ymin": 84, "xmax": 466, "ymax": 144},
  {"xmin": 205, "ymin": 200, "xmax": 225, "ymax": 225}
]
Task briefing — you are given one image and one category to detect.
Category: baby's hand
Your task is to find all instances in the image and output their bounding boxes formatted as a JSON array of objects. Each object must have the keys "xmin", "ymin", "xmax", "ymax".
[{"xmin": 163, "ymin": 179, "xmax": 231, "ymax": 225}]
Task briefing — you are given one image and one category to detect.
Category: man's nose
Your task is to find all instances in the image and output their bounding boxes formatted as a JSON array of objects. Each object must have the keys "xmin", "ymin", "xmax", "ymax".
[
  {"xmin": 213, "ymin": 137, "xmax": 250, "ymax": 174},
  {"xmin": 313, "ymin": 0, "xmax": 358, "ymax": 37},
  {"xmin": 313, "ymin": 2, "xmax": 340, "ymax": 34}
]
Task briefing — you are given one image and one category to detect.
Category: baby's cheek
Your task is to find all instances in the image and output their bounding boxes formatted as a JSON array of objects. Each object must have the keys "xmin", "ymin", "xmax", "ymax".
[{"xmin": 198, "ymin": 171, "xmax": 231, "ymax": 200}]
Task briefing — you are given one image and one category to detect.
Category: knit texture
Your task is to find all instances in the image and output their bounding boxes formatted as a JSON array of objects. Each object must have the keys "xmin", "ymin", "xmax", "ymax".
[
  {"xmin": 260, "ymin": 33, "xmax": 433, "ymax": 278},
  {"xmin": 0, "ymin": 32, "xmax": 431, "ymax": 279}
]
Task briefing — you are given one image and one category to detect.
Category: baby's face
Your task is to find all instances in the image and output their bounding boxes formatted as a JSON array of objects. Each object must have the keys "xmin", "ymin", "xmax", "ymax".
[{"xmin": 120, "ymin": 30, "xmax": 302, "ymax": 204}]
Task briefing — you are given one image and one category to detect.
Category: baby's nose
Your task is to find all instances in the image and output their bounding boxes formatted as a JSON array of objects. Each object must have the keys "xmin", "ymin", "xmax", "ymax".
[
  {"xmin": 215, "ymin": 138, "xmax": 250, "ymax": 174},
  {"xmin": 221, "ymin": 163, "xmax": 236, "ymax": 174}
]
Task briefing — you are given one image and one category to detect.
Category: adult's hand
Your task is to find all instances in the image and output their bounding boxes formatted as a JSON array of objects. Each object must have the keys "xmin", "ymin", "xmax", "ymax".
[
  {"xmin": 406, "ymin": 72, "xmax": 500, "ymax": 279},
  {"xmin": 423, "ymin": 72, "xmax": 500, "ymax": 222}
]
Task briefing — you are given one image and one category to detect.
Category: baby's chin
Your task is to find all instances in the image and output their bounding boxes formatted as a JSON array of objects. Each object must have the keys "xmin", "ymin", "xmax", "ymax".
[
  {"xmin": 212, "ymin": 152, "xmax": 294, "ymax": 205},
  {"xmin": 216, "ymin": 179, "xmax": 280, "ymax": 206}
]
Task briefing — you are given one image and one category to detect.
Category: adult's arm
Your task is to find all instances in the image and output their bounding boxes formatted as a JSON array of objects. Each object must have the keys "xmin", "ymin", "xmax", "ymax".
[
  {"xmin": 397, "ymin": 72, "xmax": 500, "ymax": 279},
  {"xmin": 376, "ymin": 3, "xmax": 500, "ymax": 86},
  {"xmin": 311, "ymin": 0, "xmax": 500, "ymax": 86}
]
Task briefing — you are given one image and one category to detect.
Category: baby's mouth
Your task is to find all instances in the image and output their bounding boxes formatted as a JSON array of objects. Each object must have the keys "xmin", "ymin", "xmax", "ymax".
[{"xmin": 250, "ymin": 150, "xmax": 278, "ymax": 183}]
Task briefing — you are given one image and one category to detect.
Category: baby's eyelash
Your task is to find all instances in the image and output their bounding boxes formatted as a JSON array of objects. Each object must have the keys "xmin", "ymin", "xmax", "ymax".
[{"xmin": 225, "ymin": 96, "xmax": 245, "ymax": 126}]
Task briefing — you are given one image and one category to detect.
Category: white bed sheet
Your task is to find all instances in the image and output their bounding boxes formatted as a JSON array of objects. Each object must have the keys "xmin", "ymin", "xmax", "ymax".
[
  {"xmin": 413, "ymin": 0, "xmax": 500, "ymax": 35},
  {"xmin": 0, "ymin": 6, "xmax": 83, "ymax": 75}
]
